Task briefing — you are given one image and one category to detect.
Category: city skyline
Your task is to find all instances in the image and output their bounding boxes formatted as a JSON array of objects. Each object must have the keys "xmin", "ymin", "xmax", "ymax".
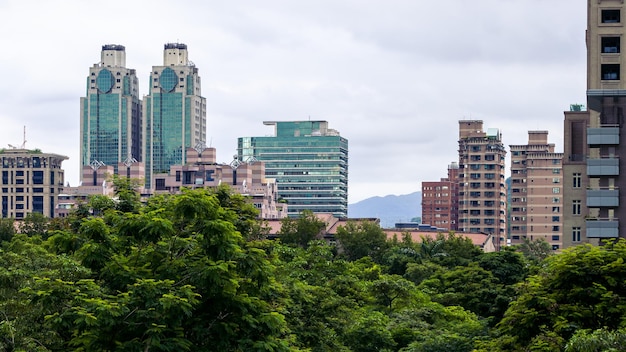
[{"xmin": 0, "ymin": 0, "xmax": 586, "ymax": 203}]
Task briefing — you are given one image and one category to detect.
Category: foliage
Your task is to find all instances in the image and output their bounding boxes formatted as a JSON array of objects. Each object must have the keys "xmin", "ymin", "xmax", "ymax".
[
  {"xmin": 336, "ymin": 220, "xmax": 390, "ymax": 262},
  {"xmin": 18, "ymin": 211, "xmax": 50, "ymax": 238},
  {"xmin": 0, "ymin": 218, "xmax": 14, "ymax": 243},
  {"xmin": 515, "ymin": 237, "xmax": 553, "ymax": 265},
  {"xmin": 497, "ymin": 239, "xmax": 626, "ymax": 350},
  {"xmin": 565, "ymin": 328, "xmax": 626, "ymax": 352},
  {"xmin": 278, "ymin": 209, "xmax": 326, "ymax": 247}
]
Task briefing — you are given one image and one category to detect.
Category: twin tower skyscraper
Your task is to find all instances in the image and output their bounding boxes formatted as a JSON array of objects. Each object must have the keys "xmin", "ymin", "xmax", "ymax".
[{"xmin": 79, "ymin": 44, "xmax": 207, "ymax": 188}]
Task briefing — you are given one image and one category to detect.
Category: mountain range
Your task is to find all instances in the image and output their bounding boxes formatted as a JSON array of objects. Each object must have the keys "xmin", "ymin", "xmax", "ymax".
[{"xmin": 348, "ymin": 191, "xmax": 421, "ymax": 228}]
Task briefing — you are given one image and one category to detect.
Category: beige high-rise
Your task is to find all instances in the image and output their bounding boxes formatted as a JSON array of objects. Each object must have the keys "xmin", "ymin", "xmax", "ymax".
[
  {"xmin": 510, "ymin": 131, "xmax": 563, "ymax": 249},
  {"xmin": 457, "ymin": 121, "xmax": 507, "ymax": 249},
  {"xmin": 563, "ymin": 0, "xmax": 626, "ymax": 248}
]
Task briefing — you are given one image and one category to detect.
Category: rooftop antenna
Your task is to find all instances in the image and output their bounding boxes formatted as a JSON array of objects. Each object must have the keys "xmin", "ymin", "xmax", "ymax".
[
  {"xmin": 7, "ymin": 126, "xmax": 27, "ymax": 149},
  {"xmin": 21, "ymin": 126, "xmax": 26, "ymax": 149}
]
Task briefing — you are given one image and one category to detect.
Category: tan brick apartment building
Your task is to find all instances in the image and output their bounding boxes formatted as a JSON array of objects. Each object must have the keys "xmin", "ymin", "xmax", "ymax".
[{"xmin": 509, "ymin": 131, "xmax": 563, "ymax": 249}]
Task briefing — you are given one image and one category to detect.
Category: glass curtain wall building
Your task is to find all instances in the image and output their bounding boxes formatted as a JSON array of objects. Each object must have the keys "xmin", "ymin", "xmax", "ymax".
[
  {"xmin": 80, "ymin": 44, "xmax": 142, "ymax": 182},
  {"xmin": 238, "ymin": 120, "xmax": 348, "ymax": 218},
  {"xmin": 143, "ymin": 43, "xmax": 206, "ymax": 189}
]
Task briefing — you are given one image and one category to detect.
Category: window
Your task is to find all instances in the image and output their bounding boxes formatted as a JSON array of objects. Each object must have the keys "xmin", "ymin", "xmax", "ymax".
[
  {"xmin": 552, "ymin": 187, "xmax": 560, "ymax": 194},
  {"xmin": 552, "ymin": 206, "xmax": 560, "ymax": 213},
  {"xmin": 552, "ymin": 178, "xmax": 560, "ymax": 183},
  {"xmin": 602, "ymin": 37, "xmax": 620, "ymax": 53},
  {"xmin": 602, "ymin": 64, "xmax": 620, "ymax": 80},
  {"xmin": 155, "ymin": 178, "xmax": 166, "ymax": 191},
  {"xmin": 572, "ymin": 200, "xmax": 581, "ymax": 215},
  {"xmin": 552, "ymin": 226, "xmax": 560, "ymax": 231},
  {"xmin": 602, "ymin": 9, "xmax": 620, "ymax": 23},
  {"xmin": 552, "ymin": 216, "xmax": 560, "ymax": 222},
  {"xmin": 485, "ymin": 155, "xmax": 495, "ymax": 161},
  {"xmin": 553, "ymin": 197, "xmax": 560, "ymax": 203},
  {"xmin": 32, "ymin": 171, "xmax": 44, "ymax": 185},
  {"xmin": 553, "ymin": 169, "xmax": 561, "ymax": 174},
  {"xmin": 573, "ymin": 173, "xmax": 581, "ymax": 188},
  {"xmin": 552, "ymin": 235, "xmax": 560, "ymax": 241},
  {"xmin": 572, "ymin": 227, "xmax": 581, "ymax": 242}
]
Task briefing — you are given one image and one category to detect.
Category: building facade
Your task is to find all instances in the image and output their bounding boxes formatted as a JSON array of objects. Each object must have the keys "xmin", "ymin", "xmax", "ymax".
[
  {"xmin": 1, "ymin": 149, "xmax": 67, "ymax": 219},
  {"xmin": 457, "ymin": 120, "xmax": 507, "ymax": 248},
  {"xmin": 143, "ymin": 43, "xmax": 206, "ymax": 189},
  {"xmin": 509, "ymin": 131, "xmax": 563, "ymax": 249},
  {"xmin": 80, "ymin": 44, "xmax": 142, "ymax": 182},
  {"xmin": 152, "ymin": 146, "xmax": 287, "ymax": 219},
  {"xmin": 563, "ymin": 0, "xmax": 626, "ymax": 247},
  {"xmin": 238, "ymin": 121, "xmax": 348, "ymax": 218},
  {"xmin": 421, "ymin": 162, "xmax": 459, "ymax": 231}
]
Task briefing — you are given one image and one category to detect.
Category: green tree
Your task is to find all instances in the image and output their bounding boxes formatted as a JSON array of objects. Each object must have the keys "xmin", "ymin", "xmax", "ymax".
[
  {"xmin": 15, "ymin": 188, "xmax": 296, "ymax": 351},
  {"xmin": 278, "ymin": 210, "xmax": 326, "ymax": 247},
  {"xmin": 335, "ymin": 220, "xmax": 389, "ymax": 262},
  {"xmin": 18, "ymin": 211, "xmax": 49, "ymax": 238},
  {"xmin": 497, "ymin": 240, "xmax": 626, "ymax": 350},
  {"xmin": 0, "ymin": 218, "xmax": 14, "ymax": 243},
  {"xmin": 565, "ymin": 328, "xmax": 626, "ymax": 352}
]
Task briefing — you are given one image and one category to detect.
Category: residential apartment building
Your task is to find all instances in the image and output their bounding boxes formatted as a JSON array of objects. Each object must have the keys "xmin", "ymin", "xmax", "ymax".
[
  {"xmin": 421, "ymin": 162, "xmax": 459, "ymax": 231},
  {"xmin": 457, "ymin": 120, "xmax": 507, "ymax": 248},
  {"xmin": 563, "ymin": 0, "xmax": 626, "ymax": 247},
  {"xmin": 143, "ymin": 43, "xmax": 206, "ymax": 189},
  {"xmin": 80, "ymin": 44, "xmax": 142, "ymax": 182},
  {"xmin": 509, "ymin": 131, "xmax": 563, "ymax": 249},
  {"xmin": 238, "ymin": 120, "xmax": 348, "ymax": 218},
  {"xmin": 1, "ymin": 148, "xmax": 67, "ymax": 219}
]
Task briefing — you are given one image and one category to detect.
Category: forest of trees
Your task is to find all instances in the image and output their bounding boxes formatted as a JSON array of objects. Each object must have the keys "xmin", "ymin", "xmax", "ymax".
[{"xmin": 0, "ymin": 180, "xmax": 626, "ymax": 351}]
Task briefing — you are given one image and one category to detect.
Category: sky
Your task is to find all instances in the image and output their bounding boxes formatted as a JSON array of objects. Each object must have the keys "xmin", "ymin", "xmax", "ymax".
[{"xmin": 0, "ymin": 0, "xmax": 587, "ymax": 204}]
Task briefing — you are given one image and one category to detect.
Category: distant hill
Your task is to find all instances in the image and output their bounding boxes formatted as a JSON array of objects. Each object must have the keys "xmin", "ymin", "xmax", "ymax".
[{"xmin": 348, "ymin": 192, "xmax": 421, "ymax": 228}]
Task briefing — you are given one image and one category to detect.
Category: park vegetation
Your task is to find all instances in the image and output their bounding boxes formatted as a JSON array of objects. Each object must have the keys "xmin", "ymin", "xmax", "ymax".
[{"xmin": 0, "ymin": 181, "xmax": 625, "ymax": 351}]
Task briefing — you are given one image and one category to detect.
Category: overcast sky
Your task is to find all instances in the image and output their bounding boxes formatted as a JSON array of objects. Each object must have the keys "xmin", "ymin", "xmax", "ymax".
[{"xmin": 0, "ymin": 0, "xmax": 586, "ymax": 203}]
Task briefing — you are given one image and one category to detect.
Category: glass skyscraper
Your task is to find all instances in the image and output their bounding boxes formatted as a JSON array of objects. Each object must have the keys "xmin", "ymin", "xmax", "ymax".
[
  {"xmin": 80, "ymin": 44, "xmax": 142, "ymax": 182},
  {"xmin": 143, "ymin": 43, "xmax": 206, "ymax": 188},
  {"xmin": 238, "ymin": 120, "xmax": 348, "ymax": 218}
]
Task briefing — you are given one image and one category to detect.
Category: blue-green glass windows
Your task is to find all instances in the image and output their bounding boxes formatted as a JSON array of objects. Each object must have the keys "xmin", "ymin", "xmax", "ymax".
[
  {"xmin": 96, "ymin": 69, "xmax": 114, "ymax": 93},
  {"xmin": 159, "ymin": 68, "xmax": 178, "ymax": 92}
]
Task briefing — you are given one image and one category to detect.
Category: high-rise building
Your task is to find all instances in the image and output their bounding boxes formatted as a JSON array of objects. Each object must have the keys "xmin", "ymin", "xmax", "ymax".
[
  {"xmin": 238, "ymin": 120, "xmax": 348, "ymax": 218},
  {"xmin": 80, "ymin": 44, "xmax": 142, "ymax": 182},
  {"xmin": 1, "ymin": 148, "xmax": 67, "ymax": 219},
  {"xmin": 457, "ymin": 120, "xmax": 507, "ymax": 248},
  {"xmin": 509, "ymin": 131, "xmax": 563, "ymax": 249},
  {"xmin": 563, "ymin": 0, "xmax": 626, "ymax": 248},
  {"xmin": 143, "ymin": 43, "xmax": 206, "ymax": 189},
  {"xmin": 421, "ymin": 162, "xmax": 459, "ymax": 231}
]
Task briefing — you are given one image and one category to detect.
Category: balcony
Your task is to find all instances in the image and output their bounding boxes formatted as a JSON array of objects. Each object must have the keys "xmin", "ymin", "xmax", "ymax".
[
  {"xmin": 587, "ymin": 158, "xmax": 619, "ymax": 176},
  {"xmin": 586, "ymin": 219, "xmax": 619, "ymax": 238},
  {"xmin": 586, "ymin": 189, "xmax": 619, "ymax": 207},
  {"xmin": 587, "ymin": 127, "xmax": 619, "ymax": 146}
]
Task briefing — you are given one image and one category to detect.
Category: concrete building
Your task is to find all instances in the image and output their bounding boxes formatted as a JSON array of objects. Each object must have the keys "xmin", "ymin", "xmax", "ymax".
[
  {"xmin": 421, "ymin": 162, "xmax": 459, "ymax": 231},
  {"xmin": 563, "ymin": 0, "xmax": 626, "ymax": 247},
  {"xmin": 152, "ymin": 146, "xmax": 287, "ymax": 219},
  {"xmin": 509, "ymin": 131, "xmax": 563, "ymax": 249},
  {"xmin": 143, "ymin": 43, "xmax": 206, "ymax": 189},
  {"xmin": 0, "ymin": 148, "xmax": 67, "ymax": 219},
  {"xmin": 56, "ymin": 162, "xmax": 116, "ymax": 218},
  {"xmin": 457, "ymin": 120, "xmax": 507, "ymax": 248},
  {"xmin": 238, "ymin": 121, "xmax": 348, "ymax": 218},
  {"xmin": 80, "ymin": 44, "xmax": 142, "ymax": 181}
]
